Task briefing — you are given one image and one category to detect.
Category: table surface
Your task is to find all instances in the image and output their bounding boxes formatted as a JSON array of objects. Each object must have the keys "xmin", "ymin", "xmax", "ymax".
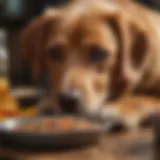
[{"xmin": 0, "ymin": 128, "xmax": 156, "ymax": 160}]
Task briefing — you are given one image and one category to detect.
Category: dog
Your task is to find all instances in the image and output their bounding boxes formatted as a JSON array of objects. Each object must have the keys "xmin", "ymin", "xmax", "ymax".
[{"xmin": 20, "ymin": 0, "xmax": 160, "ymax": 130}]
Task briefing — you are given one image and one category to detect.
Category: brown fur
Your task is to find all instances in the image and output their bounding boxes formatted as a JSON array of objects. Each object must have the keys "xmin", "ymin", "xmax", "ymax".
[{"xmin": 20, "ymin": 0, "xmax": 160, "ymax": 129}]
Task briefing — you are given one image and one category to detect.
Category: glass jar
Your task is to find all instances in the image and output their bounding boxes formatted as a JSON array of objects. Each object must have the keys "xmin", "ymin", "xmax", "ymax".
[{"xmin": 0, "ymin": 28, "xmax": 9, "ymax": 78}]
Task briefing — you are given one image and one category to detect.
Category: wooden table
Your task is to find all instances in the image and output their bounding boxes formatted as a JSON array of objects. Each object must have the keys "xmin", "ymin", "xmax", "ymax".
[{"xmin": 0, "ymin": 129, "xmax": 156, "ymax": 160}]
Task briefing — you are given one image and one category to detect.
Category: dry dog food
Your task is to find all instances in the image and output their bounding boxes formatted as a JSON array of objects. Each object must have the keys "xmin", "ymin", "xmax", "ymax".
[{"xmin": 14, "ymin": 117, "xmax": 96, "ymax": 133}]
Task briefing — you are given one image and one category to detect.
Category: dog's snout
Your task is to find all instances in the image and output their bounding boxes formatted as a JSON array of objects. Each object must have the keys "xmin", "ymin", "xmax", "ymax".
[{"xmin": 58, "ymin": 92, "xmax": 80, "ymax": 113}]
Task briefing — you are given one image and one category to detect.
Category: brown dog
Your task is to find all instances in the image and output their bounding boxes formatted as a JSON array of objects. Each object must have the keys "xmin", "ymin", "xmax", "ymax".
[{"xmin": 20, "ymin": 0, "xmax": 160, "ymax": 130}]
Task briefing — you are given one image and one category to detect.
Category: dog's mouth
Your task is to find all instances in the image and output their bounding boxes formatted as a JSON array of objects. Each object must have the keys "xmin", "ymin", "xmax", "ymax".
[
  {"xmin": 59, "ymin": 100, "xmax": 103, "ymax": 120},
  {"xmin": 40, "ymin": 90, "xmax": 106, "ymax": 119},
  {"xmin": 59, "ymin": 101, "xmax": 80, "ymax": 114}
]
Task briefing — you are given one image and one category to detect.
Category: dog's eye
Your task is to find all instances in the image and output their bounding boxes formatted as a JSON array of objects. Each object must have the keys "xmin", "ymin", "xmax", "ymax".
[
  {"xmin": 89, "ymin": 47, "xmax": 109, "ymax": 63},
  {"xmin": 48, "ymin": 47, "xmax": 63, "ymax": 62}
]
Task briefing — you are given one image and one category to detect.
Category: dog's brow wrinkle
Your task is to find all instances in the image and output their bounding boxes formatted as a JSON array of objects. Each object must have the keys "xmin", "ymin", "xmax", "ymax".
[{"xmin": 82, "ymin": 39, "xmax": 96, "ymax": 46}]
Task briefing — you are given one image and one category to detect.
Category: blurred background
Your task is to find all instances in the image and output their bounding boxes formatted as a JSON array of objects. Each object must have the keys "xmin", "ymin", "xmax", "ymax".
[{"xmin": 0, "ymin": 0, "xmax": 159, "ymax": 88}]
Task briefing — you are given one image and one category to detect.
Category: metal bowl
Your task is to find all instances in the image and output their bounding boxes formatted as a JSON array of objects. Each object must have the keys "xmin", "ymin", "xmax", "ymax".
[{"xmin": 0, "ymin": 116, "xmax": 105, "ymax": 149}]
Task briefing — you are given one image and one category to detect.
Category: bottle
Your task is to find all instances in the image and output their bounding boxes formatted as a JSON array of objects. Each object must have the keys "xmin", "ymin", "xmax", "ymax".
[
  {"xmin": 5, "ymin": 0, "xmax": 22, "ymax": 18},
  {"xmin": 0, "ymin": 28, "xmax": 9, "ymax": 78}
]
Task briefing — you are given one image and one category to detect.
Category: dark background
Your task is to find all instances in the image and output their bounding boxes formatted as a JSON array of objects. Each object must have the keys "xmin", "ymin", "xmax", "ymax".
[{"xmin": 0, "ymin": 0, "xmax": 159, "ymax": 87}]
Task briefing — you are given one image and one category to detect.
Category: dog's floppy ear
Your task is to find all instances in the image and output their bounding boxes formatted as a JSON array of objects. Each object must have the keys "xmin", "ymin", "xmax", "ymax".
[
  {"xmin": 20, "ymin": 13, "xmax": 59, "ymax": 80},
  {"xmin": 122, "ymin": 15, "xmax": 150, "ymax": 91},
  {"xmin": 107, "ymin": 11, "xmax": 150, "ymax": 93}
]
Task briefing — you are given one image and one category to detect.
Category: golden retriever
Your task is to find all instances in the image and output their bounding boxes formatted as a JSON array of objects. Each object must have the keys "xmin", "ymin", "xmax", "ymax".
[{"xmin": 20, "ymin": 0, "xmax": 160, "ymax": 130}]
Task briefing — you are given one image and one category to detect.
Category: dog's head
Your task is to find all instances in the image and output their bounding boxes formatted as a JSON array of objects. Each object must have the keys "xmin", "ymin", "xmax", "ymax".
[{"xmin": 20, "ymin": 0, "xmax": 150, "ymax": 116}]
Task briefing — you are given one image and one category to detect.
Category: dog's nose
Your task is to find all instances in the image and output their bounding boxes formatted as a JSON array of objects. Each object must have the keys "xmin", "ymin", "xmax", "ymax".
[{"xmin": 58, "ymin": 92, "xmax": 79, "ymax": 113}]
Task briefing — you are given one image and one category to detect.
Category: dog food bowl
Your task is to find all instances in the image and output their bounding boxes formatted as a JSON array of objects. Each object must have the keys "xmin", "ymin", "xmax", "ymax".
[{"xmin": 0, "ymin": 115, "xmax": 106, "ymax": 149}]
